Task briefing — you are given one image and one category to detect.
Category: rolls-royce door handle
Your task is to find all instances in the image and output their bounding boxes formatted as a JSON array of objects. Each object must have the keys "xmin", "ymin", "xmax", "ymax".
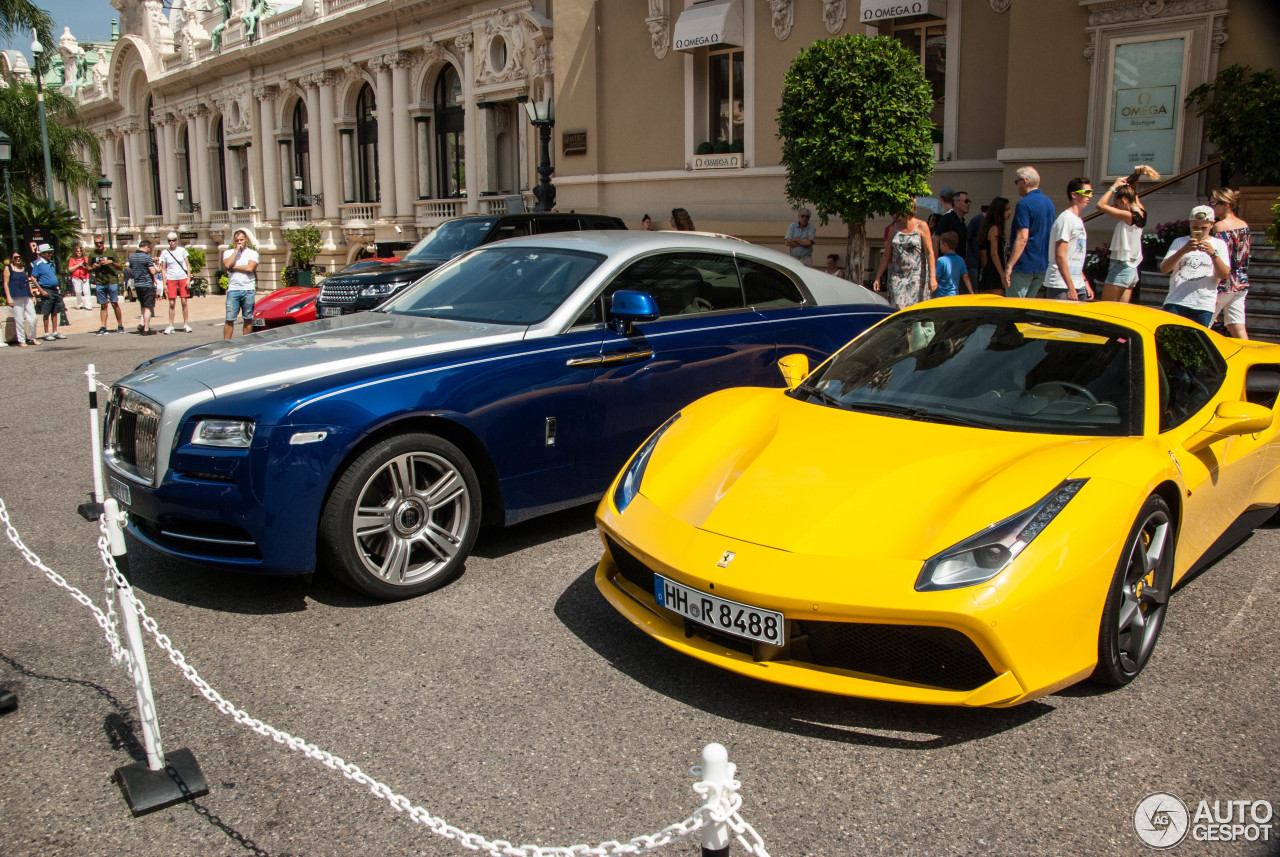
[{"xmin": 566, "ymin": 347, "xmax": 655, "ymax": 367}]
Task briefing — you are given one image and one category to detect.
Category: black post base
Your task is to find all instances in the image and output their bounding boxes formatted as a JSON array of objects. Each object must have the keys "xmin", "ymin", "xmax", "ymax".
[
  {"xmin": 115, "ymin": 747, "xmax": 209, "ymax": 816},
  {"xmin": 701, "ymin": 847, "xmax": 730, "ymax": 856}
]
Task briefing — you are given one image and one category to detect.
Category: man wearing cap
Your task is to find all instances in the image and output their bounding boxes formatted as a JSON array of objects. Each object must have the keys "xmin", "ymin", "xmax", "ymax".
[
  {"xmin": 126, "ymin": 239, "xmax": 161, "ymax": 335},
  {"xmin": 89, "ymin": 234, "xmax": 125, "ymax": 334},
  {"xmin": 159, "ymin": 232, "xmax": 193, "ymax": 334},
  {"xmin": 31, "ymin": 244, "xmax": 66, "ymax": 340},
  {"xmin": 1160, "ymin": 205, "xmax": 1231, "ymax": 327}
]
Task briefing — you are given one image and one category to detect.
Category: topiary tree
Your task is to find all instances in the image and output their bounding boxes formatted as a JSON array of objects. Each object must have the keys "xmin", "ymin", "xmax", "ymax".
[
  {"xmin": 282, "ymin": 224, "xmax": 323, "ymax": 288},
  {"xmin": 777, "ymin": 34, "xmax": 934, "ymax": 283}
]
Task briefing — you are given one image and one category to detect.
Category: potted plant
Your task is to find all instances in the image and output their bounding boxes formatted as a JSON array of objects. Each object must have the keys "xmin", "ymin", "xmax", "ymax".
[
  {"xmin": 283, "ymin": 224, "xmax": 323, "ymax": 289},
  {"xmin": 185, "ymin": 246, "xmax": 207, "ymax": 295},
  {"xmin": 1186, "ymin": 65, "xmax": 1280, "ymax": 229}
]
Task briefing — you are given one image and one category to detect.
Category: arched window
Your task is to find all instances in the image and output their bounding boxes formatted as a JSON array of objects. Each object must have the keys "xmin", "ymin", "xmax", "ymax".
[
  {"xmin": 355, "ymin": 83, "xmax": 378, "ymax": 202},
  {"xmin": 292, "ymin": 100, "xmax": 310, "ymax": 203},
  {"xmin": 146, "ymin": 96, "xmax": 162, "ymax": 214},
  {"xmin": 434, "ymin": 67, "xmax": 465, "ymax": 198}
]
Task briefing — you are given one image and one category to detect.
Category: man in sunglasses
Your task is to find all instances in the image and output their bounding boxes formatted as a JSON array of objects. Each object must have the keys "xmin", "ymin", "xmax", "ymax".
[
  {"xmin": 1043, "ymin": 177, "xmax": 1094, "ymax": 302},
  {"xmin": 784, "ymin": 208, "xmax": 817, "ymax": 267},
  {"xmin": 89, "ymin": 235, "xmax": 125, "ymax": 334}
]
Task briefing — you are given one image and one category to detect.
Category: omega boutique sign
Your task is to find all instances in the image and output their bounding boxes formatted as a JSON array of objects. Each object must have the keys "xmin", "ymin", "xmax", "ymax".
[{"xmin": 860, "ymin": 0, "xmax": 946, "ymax": 22}]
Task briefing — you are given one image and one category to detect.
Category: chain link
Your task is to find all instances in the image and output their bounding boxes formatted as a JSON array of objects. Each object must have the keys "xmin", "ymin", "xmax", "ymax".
[{"xmin": 1, "ymin": 496, "xmax": 770, "ymax": 857}]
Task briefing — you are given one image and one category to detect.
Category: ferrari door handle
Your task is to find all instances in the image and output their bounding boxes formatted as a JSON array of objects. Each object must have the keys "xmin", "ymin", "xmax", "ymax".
[{"xmin": 567, "ymin": 348, "xmax": 654, "ymax": 367}]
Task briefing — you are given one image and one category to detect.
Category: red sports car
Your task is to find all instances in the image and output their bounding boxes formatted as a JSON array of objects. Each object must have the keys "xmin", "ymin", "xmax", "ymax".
[{"xmin": 251, "ymin": 286, "xmax": 318, "ymax": 329}]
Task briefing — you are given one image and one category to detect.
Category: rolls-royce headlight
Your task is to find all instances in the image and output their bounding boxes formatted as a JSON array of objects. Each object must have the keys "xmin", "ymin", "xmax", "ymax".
[
  {"xmin": 613, "ymin": 413, "xmax": 681, "ymax": 513},
  {"xmin": 916, "ymin": 479, "xmax": 1087, "ymax": 591},
  {"xmin": 192, "ymin": 419, "xmax": 256, "ymax": 448}
]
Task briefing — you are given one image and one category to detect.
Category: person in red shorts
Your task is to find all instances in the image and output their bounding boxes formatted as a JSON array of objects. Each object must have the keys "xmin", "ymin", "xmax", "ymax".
[{"xmin": 159, "ymin": 231, "xmax": 193, "ymax": 334}]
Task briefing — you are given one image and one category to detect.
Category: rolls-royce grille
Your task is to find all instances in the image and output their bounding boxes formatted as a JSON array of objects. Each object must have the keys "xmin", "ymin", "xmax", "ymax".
[
  {"xmin": 319, "ymin": 278, "xmax": 359, "ymax": 306},
  {"xmin": 796, "ymin": 621, "xmax": 997, "ymax": 691},
  {"xmin": 104, "ymin": 387, "xmax": 161, "ymax": 482},
  {"xmin": 606, "ymin": 537, "xmax": 997, "ymax": 691}
]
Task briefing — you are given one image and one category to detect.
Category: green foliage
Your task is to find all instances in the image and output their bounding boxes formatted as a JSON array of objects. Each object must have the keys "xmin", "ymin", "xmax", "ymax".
[
  {"xmin": 1084, "ymin": 242, "xmax": 1111, "ymax": 283},
  {"xmin": 283, "ymin": 224, "xmax": 323, "ymax": 268},
  {"xmin": 777, "ymin": 34, "xmax": 934, "ymax": 227},
  {"xmin": 0, "ymin": 80, "xmax": 100, "ymax": 198},
  {"xmin": 1268, "ymin": 198, "xmax": 1280, "ymax": 248},
  {"xmin": 1186, "ymin": 65, "xmax": 1280, "ymax": 186},
  {"xmin": 730, "ymin": 140, "xmax": 744, "ymax": 154},
  {"xmin": 185, "ymin": 246, "xmax": 206, "ymax": 276},
  {"xmin": 0, "ymin": 0, "xmax": 54, "ymax": 46},
  {"xmin": 714, "ymin": 139, "xmax": 731, "ymax": 154},
  {"xmin": 696, "ymin": 141, "xmax": 715, "ymax": 155},
  {"xmin": 0, "ymin": 188, "xmax": 83, "ymax": 261}
]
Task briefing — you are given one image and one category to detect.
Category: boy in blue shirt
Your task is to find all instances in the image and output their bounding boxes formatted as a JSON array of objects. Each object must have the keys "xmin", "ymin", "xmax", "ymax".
[{"xmin": 934, "ymin": 231, "xmax": 973, "ymax": 298}]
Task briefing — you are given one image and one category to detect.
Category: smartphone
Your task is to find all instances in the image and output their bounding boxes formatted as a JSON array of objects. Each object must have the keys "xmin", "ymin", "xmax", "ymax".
[{"xmin": 1190, "ymin": 226, "xmax": 1207, "ymax": 242}]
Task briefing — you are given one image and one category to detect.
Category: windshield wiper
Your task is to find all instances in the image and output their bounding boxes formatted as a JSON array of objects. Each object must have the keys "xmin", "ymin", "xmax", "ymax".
[
  {"xmin": 794, "ymin": 383, "xmax": 845, "ymax": 409},
  {"xmin": 847, "ymin": 401, "xmax": 1000, "ymax": 429}
]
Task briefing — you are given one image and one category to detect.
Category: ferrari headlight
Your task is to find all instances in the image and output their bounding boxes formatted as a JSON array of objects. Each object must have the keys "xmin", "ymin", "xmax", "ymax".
[
  {"xmin": 192, "ymin": 419, "xmax": 256, "ymax": 448},
  {"xmin": 916, "ymin": 479, "xmax": 1087, "ymax": 591},
  {"xmin": 613, "ymin": 413, "xmax": 681, "ymax": 513},
  {"xmin": 285, "ymin": 299, "xmax": 315, "ymax": 314}
]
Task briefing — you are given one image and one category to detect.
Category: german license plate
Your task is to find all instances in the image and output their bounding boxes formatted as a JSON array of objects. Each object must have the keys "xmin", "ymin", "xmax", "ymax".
[
  {"xmin": 108, "ymin": 475, "xmax": 132, "ymax": 507},
  {"xmin": 654, "ymin": 574, "xmax": 783, "ymax": 646}
]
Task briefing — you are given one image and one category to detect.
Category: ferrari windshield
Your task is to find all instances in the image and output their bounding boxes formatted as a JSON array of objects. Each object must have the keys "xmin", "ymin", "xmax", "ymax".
[
  {"xmin": 403, "ymin": 218, "xmax": 496, "ymax": 262},
  {"xmin": 795, "ymin": 307, "xmax": 1141, "ymax": 436},
  {"xmin": 383, "ymin": 246, "xmax": 605, "ymax": 325}
]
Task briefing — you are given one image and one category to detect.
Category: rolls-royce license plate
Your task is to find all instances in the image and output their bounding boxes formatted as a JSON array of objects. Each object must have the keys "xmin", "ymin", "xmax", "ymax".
[
  {"xmin": 654, "ymin": 574, "xmax": 783, "ymax": 646},
  {"xmin": 108, "ymin": 475, "xmax": 132, "ymax": 507}
]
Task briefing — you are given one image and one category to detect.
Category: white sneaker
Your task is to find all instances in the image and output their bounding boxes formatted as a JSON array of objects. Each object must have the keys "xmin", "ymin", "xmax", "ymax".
[
  {"xmin": 183, "ymin": 325, "xmax": 193, "ymax": 333},
  {"xmin": 163, "ymin": 326, "xmax": 174, "ymax": 335}
]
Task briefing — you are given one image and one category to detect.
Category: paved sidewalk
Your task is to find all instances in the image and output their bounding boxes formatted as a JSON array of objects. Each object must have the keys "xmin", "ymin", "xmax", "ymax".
[{"xmin": 4, "ymin": 291, "xmax": 259, "ymax": 344}]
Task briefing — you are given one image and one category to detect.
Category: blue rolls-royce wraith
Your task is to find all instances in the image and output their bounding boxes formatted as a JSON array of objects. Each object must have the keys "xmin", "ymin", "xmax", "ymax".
[{"xmin": 103, "ymin": 231, "xmax": 891, "ymax": 598}]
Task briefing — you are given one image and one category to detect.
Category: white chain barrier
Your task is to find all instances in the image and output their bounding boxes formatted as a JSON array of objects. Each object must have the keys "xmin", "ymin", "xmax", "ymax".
[{"xmin": 2, "ymin": 491, "xmax": 770, "ymax": 854}]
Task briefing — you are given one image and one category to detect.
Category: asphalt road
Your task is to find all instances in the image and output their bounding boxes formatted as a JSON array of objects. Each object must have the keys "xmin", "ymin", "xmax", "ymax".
[{"xmin": 1, "ymin": 319, "xmax": 1277, "ymax": 857}]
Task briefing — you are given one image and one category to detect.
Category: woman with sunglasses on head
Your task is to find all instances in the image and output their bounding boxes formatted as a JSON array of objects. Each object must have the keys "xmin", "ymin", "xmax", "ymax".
[
  {"xmin": 1208, "ymin": 187, "xmax": 1251, "ymax": 339},
  {"xmin": 3, "ymin": 253, "xmax": 37, "ymax": 346},
  {"xmin": 1095, "ymin": 165, "xmax": 1156, "ymax": 303}
]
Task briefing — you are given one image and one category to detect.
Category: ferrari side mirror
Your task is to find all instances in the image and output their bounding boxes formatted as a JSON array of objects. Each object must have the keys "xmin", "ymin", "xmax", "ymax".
[
  {"xmin": 1184, "ymin": 401, "xmax": 1273, "ymax": 453},
  {"xmin": 777, "ymin": 353, "xmax": 810, "ymax": 389}
]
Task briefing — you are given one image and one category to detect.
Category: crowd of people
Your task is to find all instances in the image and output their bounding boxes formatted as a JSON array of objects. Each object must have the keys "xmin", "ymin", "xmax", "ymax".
[{"xmin": 869, "ymin": 167, "xmax": 1253, "ymax": 339}]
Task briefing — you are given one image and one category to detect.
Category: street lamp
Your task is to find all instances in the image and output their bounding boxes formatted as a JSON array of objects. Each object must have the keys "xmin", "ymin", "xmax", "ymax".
[
  {"xmin": 523, "ymin": 96, "xmax": 555, "ymax": 212},
  {"xmin": 175, "ymin": 185, "xmax": 200, "ymax": 213},
  {"xmin": 292, "ymin": 174, "xmax": 322, "ymax": 206},
  {"xmin": 29, "ymin": 30, "xmax": 56, "ymax": 210},
  {"xmin": 0, "ymin": 130, "xmax": 15, "ymax": 254},
  {"xmin": 98, "ymin": 175, "xmax": 113, "ymax": 250}
]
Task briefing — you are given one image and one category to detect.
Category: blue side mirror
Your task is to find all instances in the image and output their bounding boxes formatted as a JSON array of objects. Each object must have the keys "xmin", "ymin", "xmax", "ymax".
[{"xmin": 609, "ymin": 290, "xmax": 660, "ymax": 334}]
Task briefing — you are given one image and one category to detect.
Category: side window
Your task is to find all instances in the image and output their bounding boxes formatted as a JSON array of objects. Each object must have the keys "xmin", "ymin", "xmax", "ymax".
[
  {"xmin": 572, "ymin": 252, "xmax": 745, "ymax": 326},
  {"xmin": 1155, "ymin": 325, "xmax": 1227, "ymax": 432},
  {"xmin": 490, "ymin": 221, "xmax": 531, "ymax": 241},
  {"xmin": 737, "ymin": 257, "xmax": 805, "ymax": 307},
  {"xmin": 1245, "ymin": 365, "xmax": 1280, "ymax": 408},
  {"xmin": 536, "ymin": 218, "xmax": 582, "ymax": 234}
]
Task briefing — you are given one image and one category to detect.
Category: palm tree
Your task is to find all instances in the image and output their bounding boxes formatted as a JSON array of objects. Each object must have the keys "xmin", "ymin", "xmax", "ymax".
[
  {"xmin": 0, "ymin": 0, "xmax": 53, "ymax": 45},
  {"xmin": 0, "ymin": 80, "xmax": 100, "ymax": 199},
  {"xmin": 1, "ymin": 188, "xmax": 83, "ymax": 261}
]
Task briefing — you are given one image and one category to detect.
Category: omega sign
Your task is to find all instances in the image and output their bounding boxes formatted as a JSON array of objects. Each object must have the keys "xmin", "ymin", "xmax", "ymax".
[
  {"xmin": 860, "ymin": 0, "xmax": 945, "ymax": 22},
  {"xmin": 1114, "ymin": 85, "xmax": 1176, "ymax": 132},
  {"xmin": 675, "ymin": 32, "xmax": 720, "ymax": 50}
]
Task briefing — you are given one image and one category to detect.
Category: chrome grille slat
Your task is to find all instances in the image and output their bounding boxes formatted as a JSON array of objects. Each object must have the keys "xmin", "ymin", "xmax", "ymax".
[
  {"xmin": 104, "ymin": 388, "xmax": 162, "ymax": 483},
  {"xmin": 319, "ymin": 278, "xmax": 359, "ymax": 305}
]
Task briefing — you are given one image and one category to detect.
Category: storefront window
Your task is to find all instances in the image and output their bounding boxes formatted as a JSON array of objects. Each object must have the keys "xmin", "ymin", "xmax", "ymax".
[
  {"xmin": 892, "ymin": 20, "xmax": 946, "ymax": 151},
  {"xmin": 1104, "ymin": 36, "xmax": 1187, "ymax": 178},
  {"xmin": 709, "ymin": 48, "xmax": 744, "ymax": 146}
]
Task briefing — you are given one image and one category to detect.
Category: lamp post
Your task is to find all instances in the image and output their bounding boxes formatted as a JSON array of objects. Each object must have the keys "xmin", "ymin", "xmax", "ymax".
[
  {"xmin": 0, "ymin": 130, "xmax": 15, "ymax": 253},
  {"xmin": 98, "ymin": 175, "xmax": 113, "ymax": 250},
  {"xmin": 292, "ymin": 174, "xmax": 322, "ymax": 207},
  {"xmin": 175, "ymin": 186, "xmax": 200, "ymax": 213},
  {"xmin": 29, "ymin": 30, "xmax": 56, "ymax": 210},
  {"xmin": 523, "ymin": 97, "xmax": 555, "ymax": 212}
]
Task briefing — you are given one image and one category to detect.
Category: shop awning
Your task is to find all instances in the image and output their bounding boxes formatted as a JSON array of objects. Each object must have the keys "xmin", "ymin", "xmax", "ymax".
[
  {"xmin": 673, "ymin": 0, "xmax": 744, "ymax": 52},
  {"xmin": 858, "ymin": 0, "xmax": 947, "ymax": 24}
]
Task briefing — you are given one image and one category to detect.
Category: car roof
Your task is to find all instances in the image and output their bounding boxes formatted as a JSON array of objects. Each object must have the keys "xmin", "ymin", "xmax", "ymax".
[{"xmin": 444, "ymin": 212, "xmax": 624, "ymax": 224}]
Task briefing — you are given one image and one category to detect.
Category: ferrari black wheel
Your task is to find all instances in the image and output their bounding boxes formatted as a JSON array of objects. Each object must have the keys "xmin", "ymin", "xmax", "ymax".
[{"xmin": 1091, "ymin": 495, "xmax": 1174, "ymax": 686}]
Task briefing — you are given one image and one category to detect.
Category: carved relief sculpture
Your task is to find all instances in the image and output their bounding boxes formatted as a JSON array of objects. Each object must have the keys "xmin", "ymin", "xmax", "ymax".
[
  {"xmin": 771, "ymin": 0, "xmax": 794, "ymax": 40},
  {"xmin": 646, "ymin": 0, "xmax": 670, "ymax": 60},
  {"xmin": 822, "ymin": 0, "xmax": 847, "ymax": 34}
]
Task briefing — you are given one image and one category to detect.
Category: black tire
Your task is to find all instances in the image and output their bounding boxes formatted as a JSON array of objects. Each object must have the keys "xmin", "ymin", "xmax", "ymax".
[
  {"xmin": 320, "ymin": 433, "xmax": 481, "ymax": 600},
  {"xmin": 1090, "ymin": 495, "xmax": 1175, "ymax": 686}
]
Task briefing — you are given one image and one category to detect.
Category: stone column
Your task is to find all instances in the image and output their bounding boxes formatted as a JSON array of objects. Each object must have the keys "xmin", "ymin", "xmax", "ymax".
[
  {"xmin": 190, "ymin": 107, "xmax": 213, "ymax": 221},
  {"xmin": 458, "ymin": 32, "xmax": 477, "ymax": 213},
  {"xmin": 255, "ymin": 85, "xmax": 281, "ymax": 221},
  {"xmin": 415, "ymin": 118, "xmax": 431, "ymax": 200},
  {"xmin": 390, "ymin": 51, "xmax": 414, "ymax": 218},
  {"xmin": 158, "ymin": 115, "xmax": 178, "ymax": 220},
  {"xmin": 125, "ymin": 126, "xmax": 145, "ymax": 225},
  {"xmin": 317, "ymin": 72, "xmax": 341, "ymax": 220},
  {"xmin": 371, "ymin": 56, "xmax": 396, "ymax": 217},
  {"xmin": 303, "ymin": 77, "xmax": 325, "ymax": 211}
]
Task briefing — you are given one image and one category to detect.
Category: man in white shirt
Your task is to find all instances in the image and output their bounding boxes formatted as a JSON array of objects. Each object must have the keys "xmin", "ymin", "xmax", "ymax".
[
  {"xmin": 222, "ymin": 229, "xmax": 259, "ymax": 339},
  {"xmin": 160, "ymin": 231, "xmax": 192, "ymax": 334},
  {"xmin": 1043, "ymin": 177, "xmax": 1095, "ymax": 301},
  {"xmin": 1161, "ymin": 205, "xmax": 1231, "ymax": 327}
]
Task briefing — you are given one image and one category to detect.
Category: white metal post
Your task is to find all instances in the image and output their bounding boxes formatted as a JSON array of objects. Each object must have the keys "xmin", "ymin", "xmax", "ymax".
[
  {"xmin": 700, "ymin": 742, "xmax": 731, "ymax": 856},
  {"xmin": 104, "ymin": 497, "xmax": 166, "ymax": 772},
  {"xmin": 86, "ymin": 365, "xmax": 104, "ymax": 504}
]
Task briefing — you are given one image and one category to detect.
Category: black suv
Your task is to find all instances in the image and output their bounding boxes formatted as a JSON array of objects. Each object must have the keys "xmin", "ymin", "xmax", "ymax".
[{"xmin": 316, "ymin": 212, "xmax": 627, "ymax": 317}]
